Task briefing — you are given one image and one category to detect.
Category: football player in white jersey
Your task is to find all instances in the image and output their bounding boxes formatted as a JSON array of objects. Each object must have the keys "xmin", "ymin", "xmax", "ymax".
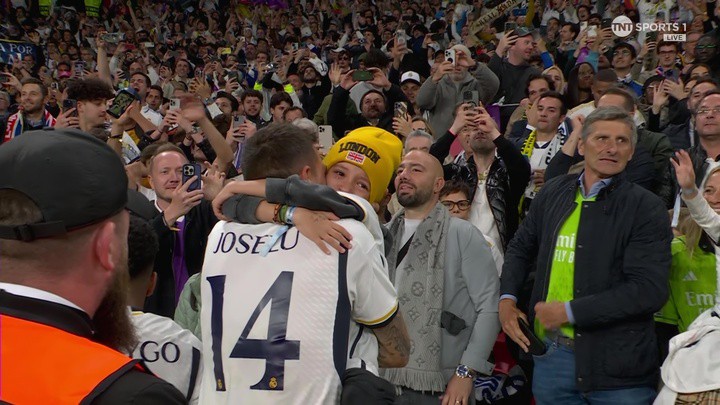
[
  {"xmin": 125, "ymin": 215, "xmax": 203, "ymax": 404},
  {"xmin": 199, "ymin": 124, "xmax": 410, "ymax": 404}
]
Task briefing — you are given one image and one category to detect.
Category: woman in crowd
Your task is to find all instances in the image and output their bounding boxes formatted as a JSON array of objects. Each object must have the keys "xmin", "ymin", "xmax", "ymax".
[
  {"xmin": 542, "ymin": 65, "xmax": 566, "ymax": 95},
  {"xmin": 656, "ymin": 151, "xmax": 720, "ymax": 353},
  {"xmin": 565, "ymin": 62, "xmax": 594, "ymax": 109}
]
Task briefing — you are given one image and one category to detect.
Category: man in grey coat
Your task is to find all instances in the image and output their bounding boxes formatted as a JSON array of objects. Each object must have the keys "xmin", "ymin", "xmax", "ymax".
[
  {"xmin": 416, "ymin": 44, "xmax": 499, "ymax": 138},
  {"xmin": 384, "ymin": 150, "xmax": 500, "ymax": 405}
]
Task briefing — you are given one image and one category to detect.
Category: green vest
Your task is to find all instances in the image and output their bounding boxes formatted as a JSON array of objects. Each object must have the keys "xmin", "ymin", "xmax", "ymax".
[
  {"xmin": 85, "ymin": 0, "xmax": 102, "ymax": 17},
  {"xmin": 39, "ymin": 0, "xmax": 51, "ymax": 16},
  {"xmin": 655, "ymin": 237, "xmax": 717, "ymax": 332},
  {"xmin": 536, "ymin": 190, "xmax": 596, "ymax": 339}
]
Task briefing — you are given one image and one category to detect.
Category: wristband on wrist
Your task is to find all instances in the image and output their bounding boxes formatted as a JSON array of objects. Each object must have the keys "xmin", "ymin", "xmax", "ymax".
[
  {"xmin": 285, "ymin": 206, "xmax": 297, "ymax": 225},
  {"xmin": 273, "ymin": 203, "xmax": 284, "ymax": 224}
]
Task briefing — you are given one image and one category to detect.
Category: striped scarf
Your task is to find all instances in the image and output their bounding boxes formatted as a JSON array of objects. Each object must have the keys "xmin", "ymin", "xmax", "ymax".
[{"xmin": 3, "ymin": 110, "xmax": 57, "ymax": 143}]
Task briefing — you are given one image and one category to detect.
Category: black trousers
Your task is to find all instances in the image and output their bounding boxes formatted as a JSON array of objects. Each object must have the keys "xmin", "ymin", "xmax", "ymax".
[{"xmin": 342, "ymin": 368, "xmax": 396, "ymax": 405}]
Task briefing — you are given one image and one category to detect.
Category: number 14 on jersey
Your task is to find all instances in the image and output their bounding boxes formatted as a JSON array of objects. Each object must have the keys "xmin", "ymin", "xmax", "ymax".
[{"xmin": 207, "ymin": 271, "xmax": 300, "ymax": 391}]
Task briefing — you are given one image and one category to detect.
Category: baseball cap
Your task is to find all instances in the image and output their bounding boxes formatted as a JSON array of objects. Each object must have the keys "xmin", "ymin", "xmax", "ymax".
[
  {"xmin": 0, "ymin": 128, "xmax": 128, "ymax": 241},
  {"xmin": 323, "ymin": 127, "xmax": 403, "ymax": 204},
  {"xmin": 401, "ymin": 71, "xmax": 421, "ymax": 86},
  {"xmin": 511, "ymin": 27, "xmax": 534, "ymax": 38}
]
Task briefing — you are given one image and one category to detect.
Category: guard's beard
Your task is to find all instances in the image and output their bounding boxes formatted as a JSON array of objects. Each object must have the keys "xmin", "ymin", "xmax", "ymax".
[{"xmin": 93, "ymin": 265, "xmax": 137, "ymax": 354}]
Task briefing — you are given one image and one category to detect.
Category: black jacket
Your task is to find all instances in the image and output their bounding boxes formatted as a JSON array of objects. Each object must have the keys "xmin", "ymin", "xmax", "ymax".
[
  {"xmin": 663, "ymin": 121, "xmax": 695, "ymax": 151},
  {"xmin": 0, "ymin": 290, "xmax": 187, "ymax": 404},
  {"xmin": 501, "ymin": 174, "xmax": 672, "ymax": 391},
  {"xmin": 443, "ymin": 136, "xmax": 531, "ymax": 251},
  {"xmin": 146, "ymin": 201, "xmax": 218, "ymax": 317},
  {"xmin": 327, "ymin": 84, "xmax": 410, "ymax": 138},
  {"xmin": 297, "ymin": 75, "xmax": 332, "ymax": 120}
]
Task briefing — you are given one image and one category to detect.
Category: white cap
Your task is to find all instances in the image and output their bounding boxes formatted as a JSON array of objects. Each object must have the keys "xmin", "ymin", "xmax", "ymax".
[
  {"xmin": 308, "ymin": 57, "xmax": 329, "ymax": 77},
  {"xmin": 401, "ymin": 71, "xmax": 421, "ymax": 85},
  {"xmin": 301, "ymin": 26, "xmax": 313, "ymax": 38}
]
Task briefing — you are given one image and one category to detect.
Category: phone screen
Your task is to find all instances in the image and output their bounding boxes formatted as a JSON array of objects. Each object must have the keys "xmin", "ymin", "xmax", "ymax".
[
  {"xmin": 108, "ymin": 91, "xmax": 136, "ymax": 118},
  {"xmin": 352, "ymin": 70, "xmax": 373, "ymax": 81}
]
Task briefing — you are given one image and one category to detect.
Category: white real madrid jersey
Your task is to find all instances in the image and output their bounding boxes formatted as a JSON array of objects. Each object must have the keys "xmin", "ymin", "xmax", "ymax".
[
  {"xmin": 129, "ymin": 310, "xmax": 203, "ymax": 404},
  {"xmin": 199, "ymin": 220, "xmax": 398, "ymax": 405}
]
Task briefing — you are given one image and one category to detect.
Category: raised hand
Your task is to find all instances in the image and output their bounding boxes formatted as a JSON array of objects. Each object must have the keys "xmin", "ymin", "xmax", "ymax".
[{"xmin": 672, "ymin": 149, "xmax": 697, "ymax": 193}]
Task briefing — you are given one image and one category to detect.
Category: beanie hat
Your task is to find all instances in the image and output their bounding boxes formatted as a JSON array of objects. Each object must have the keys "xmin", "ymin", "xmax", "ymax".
[{"xmin": 323, "ymin": 127, "xmax": 403, "ymax": 204}]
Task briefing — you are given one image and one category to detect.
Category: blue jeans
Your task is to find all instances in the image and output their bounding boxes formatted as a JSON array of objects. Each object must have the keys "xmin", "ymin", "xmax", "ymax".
[{"xmin": 532, "ymin": 340, "xmax": 656, "ymax": 405}]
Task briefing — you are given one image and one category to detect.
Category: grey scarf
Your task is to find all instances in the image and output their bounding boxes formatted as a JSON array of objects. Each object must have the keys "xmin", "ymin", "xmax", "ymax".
[{"xmin": 383, "ymin": 203, "xmax": 451, "ymax": 392}]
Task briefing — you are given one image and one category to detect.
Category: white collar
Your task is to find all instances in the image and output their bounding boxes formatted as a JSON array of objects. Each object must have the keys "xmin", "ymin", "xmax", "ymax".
[{"xmin": 0, "ymin": 282, "xmax": 85, "ymax": 313}]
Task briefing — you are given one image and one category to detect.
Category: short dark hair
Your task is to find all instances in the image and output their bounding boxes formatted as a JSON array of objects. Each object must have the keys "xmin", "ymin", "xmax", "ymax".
[
  {"xmin": 242, "ymin": 123, "xmax": 319, "ymax": 180},
  {"xmin": 525, "ymin": 73, "xmax": 555, "ymax": 97},
  {"xmin": 612, "ymin": 42, "xmax": 637, "ymax": 59},
  {"xmin": 241, "ymin": 89, "xmax": 264, "ymax": 104},
  {"xmin": 600, "ymin": 87, "xmax": 636, "ymax": 111},
  {"xmin": 439, "ymin": 179, "xmax": 472, "ymax": 200},
  {"xmin": 148, "ymin": 84, "xmax": 163, "ymax": 96},
  {"xmin": 561, "ymin": 22, "xmax": 580, "ymax": 39},
  {"xmin": 216, "ymin": 91, "xmax": 239, "ymax": 112},
  {"xmin": 657, "ymin": 41, "xmax": 679, "ymax": 52},
  {"xmin": 131, "ymin": 71, "xmax": 151, "ymax": 87},
  {"xmin": 20, "ymin": 77, "xmax": 47, "ymax": 98},
  {"xmin": 537, "ymin": 90, "xmax": 567, "ymax": 115},
  {"xmin": 270, "ymin": 92, "xmax": 293, "ymax": 109},
  {"xmin": 577, "ymin": 5, "xmax": 591, "ymax": 13},
  {"xmin": 66, "ymin": 78, "xmax": 114, "ymax": 102},
  {"xmin": 127, "ymin": 215, "xmax": 158, "ymax": 281},
  {"xmin": 364, "ymin": 48, "xmax": 391, "ymax": 69},
  {"xmin": 283, "ymin": 106, "xmax": 306, "ymax": 120}
]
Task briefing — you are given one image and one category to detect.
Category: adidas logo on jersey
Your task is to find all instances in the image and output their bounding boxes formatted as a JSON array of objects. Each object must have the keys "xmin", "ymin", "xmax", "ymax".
[{"xmin": 683, "ymin": 271, "xmax": 698, "ymax": 282}]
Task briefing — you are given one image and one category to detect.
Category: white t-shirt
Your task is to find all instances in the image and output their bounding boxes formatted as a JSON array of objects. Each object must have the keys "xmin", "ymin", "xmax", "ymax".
[
  {"xmin": 469, "ymin": 182, "xmax": 503, "ymax": 259},
  {"xmin": 199, "ymin": 220, "xmax": 398, "ymax": 404},
  {"xmin": 130, "ymin": 310, "xmax": 203, "ymax": 404},
  {"xmin": 141, "ymin": 106, "xmax": 164, "ymax": 127}
]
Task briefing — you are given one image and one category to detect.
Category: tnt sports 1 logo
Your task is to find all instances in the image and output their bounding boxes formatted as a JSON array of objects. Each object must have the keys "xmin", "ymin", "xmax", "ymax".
[{"xmin": 611, "ymin": 16, "xmax": 686, "ymax": 42}]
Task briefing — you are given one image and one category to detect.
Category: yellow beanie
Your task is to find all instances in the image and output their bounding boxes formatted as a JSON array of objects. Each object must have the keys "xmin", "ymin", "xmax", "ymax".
[{"xmin": 323, "ymin": 127, "xmax": 403, "ymax": 204}]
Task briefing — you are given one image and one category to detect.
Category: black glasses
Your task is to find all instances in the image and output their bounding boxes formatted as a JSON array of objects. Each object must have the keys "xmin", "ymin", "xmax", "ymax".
[{"xmin": 441, "ymin": 200, "xmax": 471, "ymax": 211}]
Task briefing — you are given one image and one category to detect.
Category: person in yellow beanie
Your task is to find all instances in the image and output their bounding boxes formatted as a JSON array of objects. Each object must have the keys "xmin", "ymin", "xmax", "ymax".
[
  {"xmin": 211, "ymin": 126, "xmax": 403, "ymax": 212},
  {"xmin": 323, "ymin": 126, "xmax": 403, "ymax": 204}
]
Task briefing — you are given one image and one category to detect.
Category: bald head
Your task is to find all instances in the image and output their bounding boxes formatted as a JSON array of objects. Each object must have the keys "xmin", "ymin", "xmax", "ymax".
[{"xmin": 395, "ymin": 151, "xmax": 445, "ymax": 210}]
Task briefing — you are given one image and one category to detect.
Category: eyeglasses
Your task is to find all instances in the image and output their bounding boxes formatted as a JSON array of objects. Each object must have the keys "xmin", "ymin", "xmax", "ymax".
[
  {"xmin": 697, "ymin": 45, "xmax": 717, "ymax": 50},
  {"xmin": 441, "ymin": 200, "xmax": 471, "ymax": 211},
  {"xmin": 696, "ymin": 107, "xmax": 720, "ymax": 116},
  {"xmin": 613, "ymin": 50, "xmax": 632, "ymax": 57}
]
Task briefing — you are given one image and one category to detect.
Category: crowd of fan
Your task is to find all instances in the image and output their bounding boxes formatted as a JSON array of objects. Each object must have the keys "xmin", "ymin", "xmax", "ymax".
[{"xmin": 5, "ymin": 0, "xmax": 720, "ymax": 403}]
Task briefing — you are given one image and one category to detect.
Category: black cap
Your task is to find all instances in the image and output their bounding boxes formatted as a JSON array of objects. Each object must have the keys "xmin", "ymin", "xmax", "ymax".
[{"xmin": 0, "ymin": 128, "xmax": 128, "ymax": 241}]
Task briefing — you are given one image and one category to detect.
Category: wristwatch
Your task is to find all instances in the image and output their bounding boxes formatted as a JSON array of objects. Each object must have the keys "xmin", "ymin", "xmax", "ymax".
[{"xmin": 455, "ymin": 364, "xmax": 477, "ymax": 379}]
